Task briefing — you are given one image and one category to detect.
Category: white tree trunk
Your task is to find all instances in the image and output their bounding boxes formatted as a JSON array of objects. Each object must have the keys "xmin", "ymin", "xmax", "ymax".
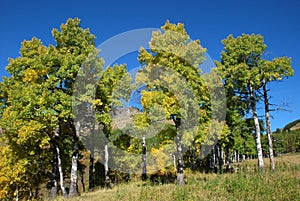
[
  {"xmin": 173, "ymin": 154, "xmax": 177, "ymax": 171},
  {"xmin": 218, "ymin": 144, "xmax": 223, "ymax": 173},
  {"xmin": 221, "ymin": 147, "xmax": 225, "ymax": 166},
  {"xmin": 250, "ymin": 86, "xmax": 264, "ymax": 171},
  {"xmin": 171, "ymin": 115, "xmax": 184, "ymax": 186},
  {"xmin": 53, "ymin": 129, "xmax": 68, "ymax": 197},
  {"xmin": 212, "ymin": 147, "xmax": 215, "ymax": 167},
  {"xmin": 263, "ymin": 81, "xmax": 275, "ymax": 170},
  {"xmin": 104, "ymin": 142, "xmax": 111, "ymax": 189},
  {"xmin": 57, "ymin": 146, "xmax": 67, "ymax": 197},
  {"xmin": 234, "ymin": 151, "xmax": 237, "ymax": 163},
  {"xmin": 176, "ymin": 133, "xmax": 184, "ymax": 186},
  {"xmin": 69, "ymin": 122, "xmax": 80, "ymax": 197},
  {"xmin": 69, "ymin": 153, "xmax": 78, "ymax": 196},
  {"xmin": 16, "ymin": 186, "xmax": 19, "ymax": 201},
  {"xmin": 105, "ymin": 144, "xmax": 109, "ymax": 177}
]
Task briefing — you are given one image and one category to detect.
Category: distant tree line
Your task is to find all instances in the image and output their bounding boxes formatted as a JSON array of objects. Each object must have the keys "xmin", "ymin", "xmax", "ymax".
[{"xmin": 262, "ymin": 128, "xmax": 300, "ymax": 155}]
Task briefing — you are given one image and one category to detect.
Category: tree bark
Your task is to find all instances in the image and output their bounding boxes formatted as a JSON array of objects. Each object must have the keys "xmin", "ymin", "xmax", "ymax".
[
  {"xmin": 69, "ymin": 149, "xmax": 78, "ymax": 197},
  {"xmin": 104, "ymin": 130, "xmax": 110, "ymax": 189},
  {"xmin": 142, "ymin": 135, "xmax": 147, "ymax": 180},
  {"xmin": 53, "ymin": 129, "xmax": 68, "ymax": 197},
  {"xmin": 105, "ymin": 143, "xmax": 111, "ymax": 189},
  {"xmin": 50, "ymin": 145, "xmax": 58, "ymax": 198},
  {"xmin": 69, "ymin": 121, "xmax": 79, "ymax": 197},
  {"xmin": 211, "ymin": 147, "xmax": 215, "ymax": 169},
  {"xmin": 57, "ymin": 145, "xmax": 67, "ymax": 197},
  {"xmin": 176, "ymin": 133, "xmax": 184, "ymax": 186},
  {"xmin": 16, "ymin": 186, "xmax": 19, "ymax": 201},
  {"xmin": 173, "ymin": 153, "xmax": 177, "ymax": 172},
  {"xmin": 214, "ymin": 145, "xmax": 218, "ymax": 173},
  {"xmin": 218, "ymin": 143, "xmax": 223, "ymax": 174},
  {"xmin": 171, "ymin": 115, "xmax": 184, "ymax": 186},
  {"xmin": 250, "ymin": 85, "xmax": 264, "ymax": 171},
  {"xmin": 233, "ymin": 151, "xmax": 237, "ymax": 163},
  {"xmin": 263, "ymin": 81, "xmax": 275, "ymax": 170}
]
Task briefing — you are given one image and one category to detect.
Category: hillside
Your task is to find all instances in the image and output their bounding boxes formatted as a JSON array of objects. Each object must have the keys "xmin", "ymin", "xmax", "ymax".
[{"xmin": 282, "ymin": 119, "xmax": 300, "ymax": 132}]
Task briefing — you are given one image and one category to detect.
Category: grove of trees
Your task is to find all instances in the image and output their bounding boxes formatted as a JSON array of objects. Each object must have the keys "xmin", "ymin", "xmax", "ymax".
[{"xmin": 0, "ymin": 18, "xmax": 296, "ymax": 200}]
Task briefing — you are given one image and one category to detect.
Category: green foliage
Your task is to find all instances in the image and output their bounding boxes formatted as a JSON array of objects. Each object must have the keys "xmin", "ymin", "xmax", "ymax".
[
  {"xmin": 271, "ymin": 130, "xmax": 300, "ymax": 154},
  {"xmin": 0, "ymin": 18, "xmax": 97, "ymax": 199},
  {"xmin": 262, "ymin": 57, "xmax": 293, "ymax": 83},
  {"xmin": 217, "ymin": 34, "xmax": 267, "ymax": 90},
  {"xmin": 0, "ymin": 37, "xmax": 55, "ymax": 199},
  {"xmin": 137, "ymin": 20, "xmax": 225, "ymax": 158},
  {"xmin": 95, "ymin": 64, "xmax": 133, "ymax": 127}
]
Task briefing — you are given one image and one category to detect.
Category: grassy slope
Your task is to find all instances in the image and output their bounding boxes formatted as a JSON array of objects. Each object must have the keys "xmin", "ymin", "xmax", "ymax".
[
  {"xmin": 283, "ymin": 119, "xmax": 300, "ymax": 131},
  {"xmin": 53, "ymin": 154, "xmax": 300, "ymax": 201}
]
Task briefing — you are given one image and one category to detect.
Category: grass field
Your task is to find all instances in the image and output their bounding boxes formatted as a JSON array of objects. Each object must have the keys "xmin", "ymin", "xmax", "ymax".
[{"xmin": 52, "ymin": 153, "xmax": 300, "ymax": 201}]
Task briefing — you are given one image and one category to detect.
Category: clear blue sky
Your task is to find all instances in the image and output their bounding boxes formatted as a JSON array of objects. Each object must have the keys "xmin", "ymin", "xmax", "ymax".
[{"xmin": 1, "ymin": 0, "xmax": 299, "ymax": 131}]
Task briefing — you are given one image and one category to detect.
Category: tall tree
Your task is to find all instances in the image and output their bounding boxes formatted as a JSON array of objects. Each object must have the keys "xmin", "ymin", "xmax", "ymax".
[
  {"xmin": 217, "ymin": 34, "xmax": 267, "ymax": 171},
  {"xmin": 95, "ymin": 64, "xmax": 133, "ymax": 188},
  {"xmin": 137, "ymin": 21, "xmax": 208, "ymax": 185},
  {"xmin": 51, "ymin": 18, "xmax": 96, "ymax": 197},
  {"xmin": 261, "ymin": 57, "xmax": 293, "ymax": 170},
  {"xmin": 72, "ymin": 48, "xmax": 104, "ymax": 191},
  {"xmin": 0, "ymin": 38, "xmax": 53, "ymax": 199}
]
